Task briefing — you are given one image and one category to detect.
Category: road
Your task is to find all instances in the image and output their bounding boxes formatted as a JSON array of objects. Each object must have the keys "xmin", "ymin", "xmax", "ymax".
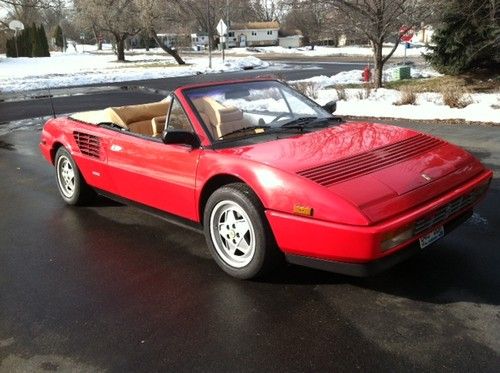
[
  {"xmin": 0, "ymin": 60, "xmax": 366, "ymax": 122},
  {"xmin": 0, "ymin": 86, "xmax": 499, "ymax": 371}
]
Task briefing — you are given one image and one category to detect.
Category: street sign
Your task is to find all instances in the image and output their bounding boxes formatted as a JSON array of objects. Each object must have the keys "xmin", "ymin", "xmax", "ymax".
[
  {"xmin": 399, "ymin": 26, "xmax": 413, "ymax": 43},
  {"xmin": 216, "ymin": 19, "xmax": 227, "ymax": 36}
]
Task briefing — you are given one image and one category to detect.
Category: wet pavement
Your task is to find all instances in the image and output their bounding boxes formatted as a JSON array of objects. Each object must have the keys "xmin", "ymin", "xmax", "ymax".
[{"xmin": 0, "ymin": 113, "xmax": 499, "ymax": 372}]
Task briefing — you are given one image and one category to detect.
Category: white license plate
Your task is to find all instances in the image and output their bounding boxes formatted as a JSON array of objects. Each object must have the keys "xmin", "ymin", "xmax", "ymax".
[{"xmin": 419, "ymin": 226, "xmax": 445, "ymax": 249}]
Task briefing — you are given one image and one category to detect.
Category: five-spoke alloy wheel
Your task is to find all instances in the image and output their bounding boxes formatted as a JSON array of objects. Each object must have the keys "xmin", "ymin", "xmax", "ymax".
[
  {"xmin": 204, "ymin": 183, "xmax": 282, "ymax": 279},
  {"xmin": 210, "ymin": 200, "xmax": 256, "ymax": 268},
  {"xmin": 55, "ymin": 147, "xmax": 93, "ymax": 205}
]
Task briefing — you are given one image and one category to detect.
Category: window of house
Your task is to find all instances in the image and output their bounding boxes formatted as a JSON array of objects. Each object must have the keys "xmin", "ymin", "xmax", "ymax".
[
  {"xmin": 251, "ymin": 31, "xmax": 257, "ymax": 36},
  {"xmin": 267, "ymin": 30, "xmax": 273, "ymax": 35},
  {"xmin": 228, "ymin": 32, "xmax": 234, "ymax": 37}
]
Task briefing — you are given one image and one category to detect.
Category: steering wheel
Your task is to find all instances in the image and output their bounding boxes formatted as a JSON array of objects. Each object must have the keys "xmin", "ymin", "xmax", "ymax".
[{"xmin": 271, "ymin": 112, "xmax": 294, "ymax": 123}]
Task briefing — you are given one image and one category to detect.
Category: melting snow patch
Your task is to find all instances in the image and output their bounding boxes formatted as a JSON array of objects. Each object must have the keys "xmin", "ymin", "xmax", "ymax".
[{"xmin": 467, "ymin": 213, "xmax": 489, "ymax": 226}]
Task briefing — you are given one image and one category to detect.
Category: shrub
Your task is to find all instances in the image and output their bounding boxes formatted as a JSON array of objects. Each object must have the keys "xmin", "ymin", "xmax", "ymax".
[
  {"xmin": 441, "ymin": 86, "xmax": 473, "ymax": 108},
  {"xmin": 396, "ymin": 88, "xmax": 417, "ymax": 105},
  {"xmin": 335, "ymin": 85, "xmax": 347, "ymax": 100},
  {"xmin": 289, "ymin": 81, "xmax": 320, "ymax": 99},
  {"xmin": 363, "ymin": 83, "xmax": 373, "ymax": 99}
]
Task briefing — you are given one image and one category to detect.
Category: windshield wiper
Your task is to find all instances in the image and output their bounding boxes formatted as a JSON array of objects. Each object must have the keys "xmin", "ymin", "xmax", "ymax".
[
  {"xmin": 280, "ymin": 116, "xmax": 317, "ymax": 129},
  {"xmin": 219, "ymin": 125, "xmax": 271, "ymax": 140},
  {"xmin": 307, "ymin": 117, "xmax": 342, "ymax": 127}
]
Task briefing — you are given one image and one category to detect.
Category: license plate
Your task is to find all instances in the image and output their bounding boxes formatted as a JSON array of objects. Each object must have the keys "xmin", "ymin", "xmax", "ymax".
[{"xmin": 419, "ymin": 226, "xmax": 445, "ymax": 249}]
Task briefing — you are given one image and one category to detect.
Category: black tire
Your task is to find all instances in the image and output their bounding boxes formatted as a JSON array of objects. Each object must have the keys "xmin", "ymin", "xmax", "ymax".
[
  {"xmin": 54, "ymin": 147, "xmax": 94, "ymax": 205},
  {"xmin": 203, "ymin": 183, "xmax": 282, "ymax": 279}
]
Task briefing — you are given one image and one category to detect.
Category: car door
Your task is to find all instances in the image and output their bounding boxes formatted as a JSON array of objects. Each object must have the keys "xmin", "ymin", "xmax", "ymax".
[{"xmin": 106, "ymin": 96, "xmax": 202, "ymax": 221}]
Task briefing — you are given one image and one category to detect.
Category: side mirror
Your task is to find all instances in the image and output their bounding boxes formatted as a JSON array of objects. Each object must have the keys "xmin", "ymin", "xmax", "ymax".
[
  {"xmin": 322, "ymin": 100, "xmax": 337, "ymax": 114},
  {"xmin": 162, "ymin": 130, "xmax": 200, "ymax": 148}
]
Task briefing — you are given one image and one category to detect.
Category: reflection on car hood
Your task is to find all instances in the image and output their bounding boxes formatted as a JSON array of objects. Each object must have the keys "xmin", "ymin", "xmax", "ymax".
[
  {"xmin": 218, "ymin": 122, "xmax": 422, "ymax": 173},
  {"xmin": 218, "ymin": 122, "xmax": 484, "ymax": 222}
]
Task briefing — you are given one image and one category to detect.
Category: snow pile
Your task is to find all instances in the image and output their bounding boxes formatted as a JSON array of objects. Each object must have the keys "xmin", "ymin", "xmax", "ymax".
[
  {"xmin": 289, "ymin": 67, "xmax": 498, "ymax": 123},
  {"xmin": 0, "ymin": 52, "xmax": 270, "ymax": 92},
  {"xmin": 313, "ymin": 87, "xmax": 500, "ymax": 123},
  {"xmin": 194, "ymin": 56, "xmax": 269, "ymax": 73},
  {"xmin": 290, "ymin": 66, "xmax": 442, "ymax": 89}
]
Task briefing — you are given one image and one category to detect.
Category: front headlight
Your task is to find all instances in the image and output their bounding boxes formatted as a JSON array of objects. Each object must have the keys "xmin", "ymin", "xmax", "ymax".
[{"xmin": 381, "ymin": 224, "xmax": 414, "ymax": 251}]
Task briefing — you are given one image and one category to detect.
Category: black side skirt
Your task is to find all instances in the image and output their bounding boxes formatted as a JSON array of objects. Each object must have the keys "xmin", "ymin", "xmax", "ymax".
[{"xmin": 95, "ymin": 189, "xmax": 203, "ymax": 234}]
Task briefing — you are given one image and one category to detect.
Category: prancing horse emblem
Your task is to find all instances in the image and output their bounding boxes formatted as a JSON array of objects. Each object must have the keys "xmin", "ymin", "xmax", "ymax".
[{"xmin": 421, "ymin": 173, "xmax": 432, "ymax": 181}]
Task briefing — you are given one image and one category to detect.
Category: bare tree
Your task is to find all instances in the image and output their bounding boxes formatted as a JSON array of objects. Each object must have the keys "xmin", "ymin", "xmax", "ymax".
[
  {"xmin": 134, "ymin": 0, "xmax": 185, "ymax": 64},
  {"xmin": 252, "ymin": 0, "xmax": 285, "ymax": 21},
  {"xmin": 283, "ymin": 0, "xmax": 338, "ymax": 44},
  {"xmin": 74, "ymin": 0, "xmax": 141, "ymax": 61},
  {"xmin": 330, "ymin": 0, "xmax": 429, "ymax": 88},
  {"xmin": 0, "ymin": 0, "xmax": 49, "ymax": 26}
]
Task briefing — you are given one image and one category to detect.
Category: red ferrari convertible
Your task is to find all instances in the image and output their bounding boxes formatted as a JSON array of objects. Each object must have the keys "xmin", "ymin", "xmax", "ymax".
[{"xmin": 40, "ymin": 79, "xmax": 492, "ymax": 279}]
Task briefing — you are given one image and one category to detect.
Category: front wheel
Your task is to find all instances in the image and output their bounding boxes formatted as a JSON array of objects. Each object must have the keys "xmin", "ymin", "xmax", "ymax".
[
  {"xmin": 203, "ymin": 183, "xmax": 282, "ymax": 279},
  {"xmin": 55, "ymin": 147, "xmax": 94, "ymax": 205}
]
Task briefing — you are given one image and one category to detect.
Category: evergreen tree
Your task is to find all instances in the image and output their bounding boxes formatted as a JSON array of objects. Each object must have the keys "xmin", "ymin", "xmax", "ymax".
[
  {"xmin": 425, "ymin": 0, "xmax": 500, "ymax": 75},
  {"xmin": 5, "ymin": 23, "xmax": 51, "ymax": 58},
  {"xmin": 6, "ymin": 38, "xmax": 14, "ymax": 57},
  {"xmin": 38, "ymin": 25, "xmax": 51, "ymax": 57},
  {"xmin": 32, "ymin": 23, "xmax": 44, "ymax": 57},
  {"xmin": 18, "ymin": 24, "xmax": 32, "ymax": 57},
  {"xmin": 54, "ymin": 25, "xmax": 64, "ymax": 51}
]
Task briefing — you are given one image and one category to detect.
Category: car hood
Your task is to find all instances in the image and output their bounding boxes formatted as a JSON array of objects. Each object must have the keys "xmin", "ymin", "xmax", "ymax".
[{"xmin": 218, "ymin": 122, "xmax": 485, "ymax": 223}]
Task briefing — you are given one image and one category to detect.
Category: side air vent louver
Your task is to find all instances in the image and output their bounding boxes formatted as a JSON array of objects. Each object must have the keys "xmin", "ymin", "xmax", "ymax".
[
  {"xmin": 297, "ymin": 134, "xmax": 444, "ymax": 187},
  {"xmin": 73, "ymin": 131, "xmax": 102, "ymax": 159}
]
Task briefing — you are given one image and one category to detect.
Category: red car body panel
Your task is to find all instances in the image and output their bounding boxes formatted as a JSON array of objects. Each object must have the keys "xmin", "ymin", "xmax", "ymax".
[{"xmin": 39, "ymin": 79, "xmax": 493, "ymax": 274}]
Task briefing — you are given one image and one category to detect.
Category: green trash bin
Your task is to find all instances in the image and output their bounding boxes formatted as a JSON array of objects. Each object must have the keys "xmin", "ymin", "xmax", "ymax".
[{"xmin": 392, "ymin": 66, "xmax": 411, "ymax": 80}]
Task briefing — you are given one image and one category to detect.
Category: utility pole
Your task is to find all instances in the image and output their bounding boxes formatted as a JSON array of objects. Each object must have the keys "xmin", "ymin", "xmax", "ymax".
[
  {"xmin": 207, "ymin": 0, "xmax": 212, "ymax": 68},
  {"xmin": 14, "ymin": 29, "xmax": 19, "ymax": 57},
  {"xmin": 224, "ymin": 0, "xmax": 229, "ymax": 62}
]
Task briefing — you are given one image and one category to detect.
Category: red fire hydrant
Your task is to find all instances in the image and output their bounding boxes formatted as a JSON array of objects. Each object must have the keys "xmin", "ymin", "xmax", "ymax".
[{"xmin": 362, "ymin": 65, "xmax": 372, "ymax": 82}]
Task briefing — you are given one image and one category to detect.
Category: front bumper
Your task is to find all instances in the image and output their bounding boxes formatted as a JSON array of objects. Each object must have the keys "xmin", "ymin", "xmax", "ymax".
[
  {"xmin": 285, "ymin": 209, "xmax": 472, "ymax": 277},
  {"xmin": 266, "ymin": 170, "xmax": 492, "ymax": 274}
]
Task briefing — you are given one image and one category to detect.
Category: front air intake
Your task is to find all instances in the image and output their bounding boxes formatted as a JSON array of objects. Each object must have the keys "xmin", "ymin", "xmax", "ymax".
[
  {"xmin": 73, "ymin": 131, "xmax": 102, "ymax": 159},
  {"xmin": 297, "ymin": 134, "xmax": 444, "ymax": 187}
]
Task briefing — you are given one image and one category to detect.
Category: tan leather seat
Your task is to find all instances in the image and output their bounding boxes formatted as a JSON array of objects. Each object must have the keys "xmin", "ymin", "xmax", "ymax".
[
  {"xmin": 107, "ymin": 102, "xmax": 169, "ymax": 135},
  {"xmin": 193, "ymin": 97, "xmax": 248, "ymax": 138},
  {"xmin": 151, "ymin": 116, "xmax": 167, "ymax": 137},
  {"xmin": 71, "ymin": 101, "xmax": 170, "ymax": 137}
]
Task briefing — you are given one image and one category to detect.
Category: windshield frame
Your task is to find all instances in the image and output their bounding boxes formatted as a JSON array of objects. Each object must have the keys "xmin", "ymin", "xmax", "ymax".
[{"xmin": 179, "ymin": 79, "xmax": 337, "ymax": 146}]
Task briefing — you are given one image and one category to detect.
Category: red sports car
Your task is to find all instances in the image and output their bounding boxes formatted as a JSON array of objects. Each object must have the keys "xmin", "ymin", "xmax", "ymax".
[{"xmin": 40, "ymin": 79, "xmax": 492, "ymax": 279}]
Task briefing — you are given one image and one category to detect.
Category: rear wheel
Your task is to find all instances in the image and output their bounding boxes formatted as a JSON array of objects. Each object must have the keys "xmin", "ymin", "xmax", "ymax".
[
  {"xmin": 204, "ymin": 183, "xmax": 282, "ymax": 279},
  {"xmin": 55, "ymin": 147, "xmax": 93, "ymax": 205}
]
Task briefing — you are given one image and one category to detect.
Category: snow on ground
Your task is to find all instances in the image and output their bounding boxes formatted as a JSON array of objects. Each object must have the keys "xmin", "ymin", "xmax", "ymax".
[
  {"xmin": 1, "ymin": 43, "xmax": 497, "ymax": 124},
  {"xmin": 0, "ymin": 48, "xmax": 269, "ymax": 92},
  {"xmin": 313, "ymin": 86, "xmax": 500, "ymax": 124},
  {"xmin": 289, "ymin": 67, "xmax": 499, "ymax": 123},
  {"xmin": 291, "ymin": 66, "xmax": 442, "ymax": 87},
  {"xmin": 228, "ymin": 44, "xmax": 428, "ymax": 58}
]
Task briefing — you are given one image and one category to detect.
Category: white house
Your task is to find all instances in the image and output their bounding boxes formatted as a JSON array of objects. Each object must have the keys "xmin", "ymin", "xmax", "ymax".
[
  {"xmin": 226, "ymin": 21, "xmax": 279, "ymax": 47},
  {"xmin": 278, "ymin": 35, "xmax": 303, "ymax": 48},
  {"xmin": 191, "ymin": 33, "xmax": 210, "ymax": 50}
]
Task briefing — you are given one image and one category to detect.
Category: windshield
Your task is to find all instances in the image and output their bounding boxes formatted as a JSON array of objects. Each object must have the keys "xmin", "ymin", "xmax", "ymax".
[{"xmin": 184, "ymin": 80, "xmax": 335, "ymax": 141}]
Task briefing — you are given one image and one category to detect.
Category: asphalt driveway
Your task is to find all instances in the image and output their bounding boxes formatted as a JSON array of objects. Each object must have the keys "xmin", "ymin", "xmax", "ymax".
[{"xmin": 0, "ymin": 110, "xmax": 499, "ymax": 372}]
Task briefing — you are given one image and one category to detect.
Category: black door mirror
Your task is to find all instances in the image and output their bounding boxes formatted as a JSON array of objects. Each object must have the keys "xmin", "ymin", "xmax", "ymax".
[
  {"xmin": 162, "ymin": 130, "xmax": 200, "ymax": 148},
  {"xmin": 322, "ymin": 100, "xmax": 337, "ymax": 114}
]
